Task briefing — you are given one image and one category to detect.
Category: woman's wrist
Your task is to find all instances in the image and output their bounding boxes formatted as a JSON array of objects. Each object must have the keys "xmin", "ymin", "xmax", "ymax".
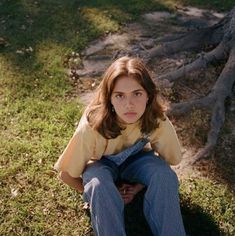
[{"xmin": 77, "ymin": 177, "xmax": 84, "ymax": 193}]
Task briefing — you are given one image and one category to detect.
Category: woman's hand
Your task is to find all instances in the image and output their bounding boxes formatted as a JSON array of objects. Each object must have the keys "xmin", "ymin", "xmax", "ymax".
[{"xmin": 118, "ymin": 183, "xmax": 145, "ymax": 205}]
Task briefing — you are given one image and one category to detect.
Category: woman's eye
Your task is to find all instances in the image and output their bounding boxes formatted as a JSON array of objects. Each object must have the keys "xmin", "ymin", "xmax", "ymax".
[
  {"xmin": 134, "ymin": 92, "xmax": 142, "ymax": 97},
  {"xmin": 115, "ymin": 94, "xmax": 124, "ymax": 99}
]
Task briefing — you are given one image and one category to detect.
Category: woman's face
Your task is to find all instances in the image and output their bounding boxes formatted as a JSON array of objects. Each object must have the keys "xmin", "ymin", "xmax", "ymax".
[{"xmin": 111, "ymin": 76, "xmax": 148, "ymax": 124}]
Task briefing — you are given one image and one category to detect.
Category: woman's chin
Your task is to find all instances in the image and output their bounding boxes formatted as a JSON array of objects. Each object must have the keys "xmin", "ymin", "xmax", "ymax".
[{"xmin": 121, "ymin": 117, "xmax": 139, "ymax": 124}]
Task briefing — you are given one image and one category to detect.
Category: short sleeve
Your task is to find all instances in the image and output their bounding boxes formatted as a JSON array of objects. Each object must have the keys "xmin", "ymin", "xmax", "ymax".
[
  {"xmin": 150, "ymin": 116, "xmax": 182, "ymax": 165},
  {"xmin": 54, "ymin": 117, "xmax": 96, "ymax": 178}
]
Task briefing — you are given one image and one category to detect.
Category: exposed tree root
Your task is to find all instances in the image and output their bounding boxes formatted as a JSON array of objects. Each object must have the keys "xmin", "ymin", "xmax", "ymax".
[
  {"xmin": 157, "ymin": 41, "xmax": 228, "ymax": 82},
  {"xmin": 154, "ymin": 7, "xmax": 235, "ymax": 163},
  {"xmin": 167, "ymin": 96, "xmax": 212, "ymax": 117},
  {"xmin": 146, "ymin": 8, "xmax": 233, "ymax": 61}
]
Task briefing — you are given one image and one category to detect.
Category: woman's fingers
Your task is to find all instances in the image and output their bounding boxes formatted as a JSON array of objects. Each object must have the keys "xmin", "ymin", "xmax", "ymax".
[
  {"xmin": 118, "ymin": 183, "xmax": 145, "ymax": 204},
  {"xmin": 122, "ymin": 194, "xmax": 134, "ymax": 204},
  {"xmin": 118, "ymin": 187, "xmax": 136, "ymax": 204}
]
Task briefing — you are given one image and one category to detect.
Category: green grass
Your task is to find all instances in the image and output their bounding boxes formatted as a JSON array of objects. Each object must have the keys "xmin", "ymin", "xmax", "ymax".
[
  {"xmin": 0, "ymin": 0, "xmax": 234, "ymax": 235},
  {"xmin": 180, "ymin": 178, "xmax": 235, "ymax": 235}
]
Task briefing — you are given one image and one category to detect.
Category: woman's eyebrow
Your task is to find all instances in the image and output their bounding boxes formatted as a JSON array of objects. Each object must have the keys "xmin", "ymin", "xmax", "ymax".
[{"xmin": 112, "ymin": 89, "xmax": 144, "ymax": 94}]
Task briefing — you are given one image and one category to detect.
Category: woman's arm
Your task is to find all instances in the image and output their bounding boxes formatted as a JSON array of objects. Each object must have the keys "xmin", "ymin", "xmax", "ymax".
[{"xmin": 59, "ymin": 171, "xmax": 84, "ymax": 193}]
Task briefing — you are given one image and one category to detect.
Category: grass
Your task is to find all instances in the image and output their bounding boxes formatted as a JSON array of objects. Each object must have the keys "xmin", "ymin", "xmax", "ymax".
[
  {"xmin": 180, "ymin": 178, "xmax": 235, "ymax": 235},
  {"xmin": 0, "ymin": 0, "xmax": 234, "ymax": 235}
]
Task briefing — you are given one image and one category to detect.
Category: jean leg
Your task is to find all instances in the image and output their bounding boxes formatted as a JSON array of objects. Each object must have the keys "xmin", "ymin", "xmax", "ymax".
[
  {"xmin": 121, "ymin": 152, "xmax": 186, "ymax": 236},
  {"xmin": 82, "ymin": 160, "xmax": 126, "ymax": 236}
]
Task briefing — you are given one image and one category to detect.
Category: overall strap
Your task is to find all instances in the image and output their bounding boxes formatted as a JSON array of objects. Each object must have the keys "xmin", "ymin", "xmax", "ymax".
[{"xmin": 103, "ymin": 138, "xmax": 149, "ymax": 166}]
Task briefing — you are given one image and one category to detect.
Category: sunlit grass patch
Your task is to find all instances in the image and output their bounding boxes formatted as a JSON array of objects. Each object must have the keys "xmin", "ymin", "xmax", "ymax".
[
  {"xmin": 81, "ymin": 7, "xmax": 121, "ymax": 33},
  {"xmin": 0, "ymin": 96, "xmax": 83, "ymax": 172},
  {"xmin": 0, "ymin": 176, "xmax": 90, "ymax": 235},
  {"xmin": 0, "ymin": 96, "xmax": 85, "ymax": 235}
]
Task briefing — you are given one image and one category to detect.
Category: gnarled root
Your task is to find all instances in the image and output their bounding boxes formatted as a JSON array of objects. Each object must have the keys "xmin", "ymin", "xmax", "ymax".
[{"xmin": 150, "ymin": 8, "xmax": 235, "ymax": 164}]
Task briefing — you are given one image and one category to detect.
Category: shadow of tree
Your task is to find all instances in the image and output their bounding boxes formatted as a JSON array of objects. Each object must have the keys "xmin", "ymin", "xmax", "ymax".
[
  {"xmin": 0, "ymin": 0, "xmax": 167, "ymax": 70},
  {"xmin": 1, "ymin": 1, "xmax": 92, "ymax": 70},
  {"xmin": 0, "ymin": 0, "xmax": 168, "ymax": 101}
]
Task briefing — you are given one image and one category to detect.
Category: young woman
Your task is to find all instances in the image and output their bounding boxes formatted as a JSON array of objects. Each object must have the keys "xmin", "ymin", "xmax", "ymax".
[{"xmin": 54, "ymin": 56, "xmax": 186, "ymax": 236}]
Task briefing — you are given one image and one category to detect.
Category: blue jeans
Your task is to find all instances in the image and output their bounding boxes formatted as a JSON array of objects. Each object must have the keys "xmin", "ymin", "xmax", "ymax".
[{"xmin": 82, "ymin": 149, "xmax": 186, "ymax": 236}]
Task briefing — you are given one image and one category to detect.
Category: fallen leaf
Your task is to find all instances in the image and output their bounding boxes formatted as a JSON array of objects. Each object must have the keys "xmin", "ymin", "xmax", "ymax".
[{"xmin": 10, "ymin": 187, "xmax": 19, "ymax": 198}]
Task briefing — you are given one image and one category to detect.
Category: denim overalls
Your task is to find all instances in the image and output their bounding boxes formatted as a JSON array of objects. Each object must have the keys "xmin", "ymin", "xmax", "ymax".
[{"xmin": 82, "ymin": 138, "xmax": 186, "ymax": 236}]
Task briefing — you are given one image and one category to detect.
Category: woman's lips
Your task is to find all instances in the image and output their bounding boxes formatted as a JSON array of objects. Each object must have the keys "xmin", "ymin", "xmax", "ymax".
[{"xmin": 124, "ymin": 112, "xmax": 137, "ymax": 117}]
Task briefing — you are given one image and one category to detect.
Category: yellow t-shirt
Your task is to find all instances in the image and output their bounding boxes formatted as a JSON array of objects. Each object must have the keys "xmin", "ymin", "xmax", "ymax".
[{"xmin": 54, "ymin": 114, "xmax": 182, "ymax": 178}]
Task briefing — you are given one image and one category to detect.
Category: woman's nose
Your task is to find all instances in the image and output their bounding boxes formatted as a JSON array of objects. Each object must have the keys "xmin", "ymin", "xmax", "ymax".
[{"xmin": 125, "ymin": 96, "xmax": 134, "ymax": 107}]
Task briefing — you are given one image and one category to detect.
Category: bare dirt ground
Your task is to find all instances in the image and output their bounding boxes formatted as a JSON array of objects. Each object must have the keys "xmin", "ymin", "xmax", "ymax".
[{"xmin": 66, "ymin": 6, "xmax": 234, "ymax": 189}]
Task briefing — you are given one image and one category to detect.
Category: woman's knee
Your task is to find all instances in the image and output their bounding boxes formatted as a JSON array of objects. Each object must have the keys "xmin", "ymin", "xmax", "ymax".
[
  {"xmin": 146, "ymin": 159, "xmax": 175, "ymax": 183},
  {"xmin": 149, "ymin": 162, "xmax": 179, "ymax": 188},
  {"xmin": 83, "ymin": 175, "xmax": 111, "ymax": 201},
  {"xmin": 83, "ymin": 176, "xmax": 102, "ymax": 195},
  {"xmin": 82, "ymin": 162, "xmax": 115, "ymax": 185},
  {"xmin": 83, "ymin": 175, "xmax": 122, "ymax": 206},
  {"xmin": 83, "ymin": 164, "xmax": 116, "ymax": 193}
]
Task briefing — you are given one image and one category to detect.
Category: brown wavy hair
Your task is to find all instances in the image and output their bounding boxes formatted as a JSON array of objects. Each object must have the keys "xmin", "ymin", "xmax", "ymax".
[{"xmin": 86, "ymin": 56, "xmax": 167, "ymax": 139}]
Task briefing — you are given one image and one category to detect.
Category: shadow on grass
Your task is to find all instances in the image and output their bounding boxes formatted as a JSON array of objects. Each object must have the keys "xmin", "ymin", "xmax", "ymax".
[
  {"xmin": 0, "ymin": 0, "xmax": 167, "ymax": 70},
  {"xmin": 0, "ymin": 0, "xmax": 169, "ymax": 101},
  {"xmin": 124, "ymin": 190, "xmax": 222, "ymax": 236},
  {"xmin": 181, "ymin": 202, "xmax": 222, "ymax": 236}
]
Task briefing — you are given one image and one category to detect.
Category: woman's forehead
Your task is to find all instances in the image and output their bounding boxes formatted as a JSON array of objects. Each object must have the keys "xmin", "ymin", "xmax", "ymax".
[{"xmin": 112, "ymin": 76, "xmax": 145, "ymax": 93}]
